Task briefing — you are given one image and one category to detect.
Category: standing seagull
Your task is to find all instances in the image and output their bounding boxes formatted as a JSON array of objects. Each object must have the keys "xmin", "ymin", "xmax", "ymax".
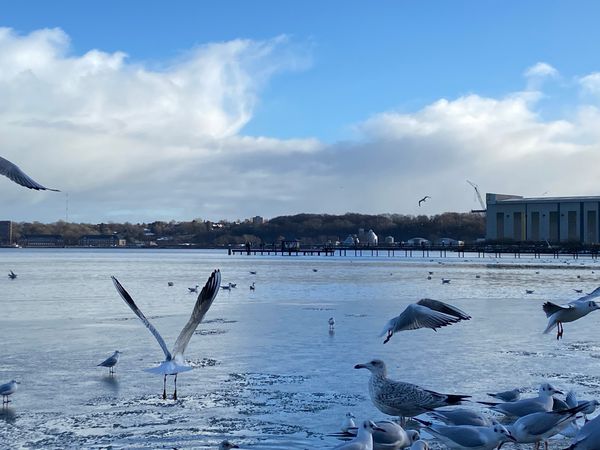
[
  {"xmin": 329, "ymin": 317, "xmax": 336, "ymax": 331},
  {"xmin": 354, "ymin": 359, "xmax": 470, "ymax": 422},
  {"xmin": 542, "ymin": 287, "xmax": 600, "ymax": 339},
  {"xmin": 380, "ymin": 298, "xmax": 471, "ymax": 344},
  {"xmin": 0, "ymin": 156, "xmax": 59, "ymax": 191},
  {"xmin": 111, "ymin": 269, "xmax": 221, "ymax": 399},
  {"xmin": 97, "ymin": 350, "xmax": 121, "ymax": 375},
  {"xmin": 0, "ymin": 380, "xmax": 19, "ymax": 404},
  {"xmin": 418, "ymin": 196, "xmax": 430, "ymax": 207}
]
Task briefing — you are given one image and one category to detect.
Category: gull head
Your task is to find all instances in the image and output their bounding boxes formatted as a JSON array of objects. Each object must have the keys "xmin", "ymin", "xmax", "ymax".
[
  {"xmin": 346, "ymin": 412, "xmax": 356, "ymax": 419},
  {"xmin": 218, "ymin": 440, "xmax": 239, "ymax": 449},
  {"xmin": 354, "ymin": 359, "xmax": 387, "ymax": 376},
  {"xmin": 363, "ymin": 420, "xmax": 386, "ymax": 434},
  {"xmin": 408, "ymin": 430, "xmax": 420, "ymax": 442},
  {"xmin": 492, "ymin": 424, "xmax": 516, "ymax": 443},
  {"xmin": 539, "ymin": 382, "xmax": 563, "ymax": 396}
]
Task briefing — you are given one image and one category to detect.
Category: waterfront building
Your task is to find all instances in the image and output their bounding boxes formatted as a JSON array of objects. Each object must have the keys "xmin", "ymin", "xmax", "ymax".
[
  {"xmin": 486, "ymin": 193, "xmax": 600, "ymax": 244},
  {"xmin": 0, "ymin": 220, "xmax": 12, "ymax": 245}
]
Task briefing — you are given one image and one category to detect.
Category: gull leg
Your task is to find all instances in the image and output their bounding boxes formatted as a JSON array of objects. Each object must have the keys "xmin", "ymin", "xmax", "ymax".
[
  {"xmin": 173, "ymin": 374, "xmax": 178, "ymax": 400},
  {"xmin": 557, "ymin": 322, "xmax": 564, "ymax": 340},
  {"xmin": 162, "ymin": 375, "xmax": 167, "ymax": 400},
  {"xmin": 544, "ymin": 440, "xmax": 549, "ymax": 450},
  {"xmin": 383, "ymin": 330, "xmax": 393, "ymax": 344}
]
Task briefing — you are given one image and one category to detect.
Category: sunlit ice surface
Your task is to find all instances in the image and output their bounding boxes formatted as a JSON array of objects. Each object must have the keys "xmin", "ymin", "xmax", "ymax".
[{"xmin": 0, "ymin": 248, "xmax": 598, "ymax": 448}]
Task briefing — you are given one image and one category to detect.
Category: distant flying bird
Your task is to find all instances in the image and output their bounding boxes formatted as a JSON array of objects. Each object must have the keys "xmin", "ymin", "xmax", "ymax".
[
  {"xmin": 249, "ymin": 271, "xmax": 257, "ymax": 275},
  {"xmin": 0, "ymin": 156, "xmax": 60, "ymax": 191},
  {"xmin": 526, "ymin": 289, "xmax": 534, "ymax": 294},
  {"xmin": 418, "ymin": 196, "xmax": 430, "ymax": 206},
  {"xmin": 8, "ymin": 270, "xmax": 16, "ymax": 280},
  {"xmin": 574, "ymin": 289, "xmax": 583, "ymax": 294},
  {"xmin": 542, "ymin": 287, "xmax": 600, "ymax": 339},
  {"xmin": 218, "ymin": 441, "xmax": 239, "ymax": 450},
  {"xmin": 167, "ymin": 281, "xmax": 174, "ymax": 287},
  {"xmin": 188, "ymin": 284, "xmax": 199, "ymax": 293},
  {"xmin": 97, "ymin": 350, "xmax": 121, "ymax": 375},
  {"xmin": 441, "ymin": 278, "xmax": 451, "ymax": 284},
  {"xmin": 111, "ymin": 269, "xmax": 221, "ymax": 400},
  {"xmin": 249, "ymin": 282, "xmax": 255, "ymax": 291},
  {"xmin": 380, "ymin": 298, "xmax": 471, "ymax": 344}
]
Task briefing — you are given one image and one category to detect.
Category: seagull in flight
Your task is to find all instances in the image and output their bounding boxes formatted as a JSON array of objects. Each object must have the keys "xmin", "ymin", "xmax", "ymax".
[
  {"xmin": 8, "ymin": 270, "xmax": 16, "ymax": 280},
  {"xmin": 380, "ymin": 298, "xmax": 471, "ymax": 344},
  {"xmin": 418, "ymin": 196, "xmax": 430, "ymax": 207},
  {"xmin": 111, "ymin": 269, "xmax": 221, "ymax": 399},
  {"xmin": 0, "ymin": 156, "xmax": 60, "ymax": 191}
]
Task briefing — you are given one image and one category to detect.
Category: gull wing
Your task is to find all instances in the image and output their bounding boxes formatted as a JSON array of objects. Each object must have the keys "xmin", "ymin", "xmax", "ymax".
[
  {"xmin": 542, "ymin": 301, "xmax": 572, "ymax": 317},
  {"xmin": 417, "ymin": 298, "xmax": 471, "ymax": 320},
  {"xmin": 111, "ymin": 276, "xmax": 171, "ymax": 360},
  {"xmin": 0, "ymin": 156, "xmax": 60, "ymax": 191},
  {"xmin": 427, "ymin": 425, "xmax": 486, "ymax": 447},
  {"xmin": 98, "ymin": 354, "xmax": 117, "ymax": 367},
  {"xmin": 171, "ymin": 269, "xmax": 221, "ymax": 358},
  {"xmin": 380, "ymin": 303, "xmax": 461, "ymax": 337}
]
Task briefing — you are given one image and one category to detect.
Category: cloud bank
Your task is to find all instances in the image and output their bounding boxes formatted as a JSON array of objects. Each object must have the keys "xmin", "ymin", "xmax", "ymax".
[{"xmin": 1, "ymin": 28, "xmax": 600, "ymax": 223}]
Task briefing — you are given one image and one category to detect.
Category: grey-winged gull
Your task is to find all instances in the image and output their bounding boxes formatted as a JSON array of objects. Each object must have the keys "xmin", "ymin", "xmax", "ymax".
[
  {"xmin": 97, "ymin": 350, "xmax": 121, "ymax": 374},
  {"xmin": 414, "ymin": 418, "xmax": 516, "ymax": 450},
  {"xmin": 565, "ymin": 413, "xmax": 600, "ymax": 449},
  {"xmin": 542, "ymin": 287, "xmax": 600, "ymax": 339},
  {"xmin": 111, "ymin": 269, "xmax": 220, "ymax": 399},
  {"xmin": 380, "ymin": 298, "xmax": 470, "ymax": 344},
  {"xmin": 478, "ymin": 383, "xmax": 561, "ymax": 417},
  {"xmin": 507, "ymin": 405, "xmax": 585, "ymax": 449},
  {"xmin": 0, "ymin": 380, "xmax": 19, "ymax": 404}
]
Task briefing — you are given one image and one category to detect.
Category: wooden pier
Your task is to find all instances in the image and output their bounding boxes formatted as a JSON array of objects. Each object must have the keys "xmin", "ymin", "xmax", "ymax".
[{"xmin": 228, "ymin": 243, "xmax": 600, "ymax": 259}]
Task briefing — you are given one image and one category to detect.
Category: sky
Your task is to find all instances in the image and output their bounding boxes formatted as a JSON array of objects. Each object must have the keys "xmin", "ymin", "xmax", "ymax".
[{"xmin": 3, "ymin": 1, "xmax": 600, "ymax": 223}]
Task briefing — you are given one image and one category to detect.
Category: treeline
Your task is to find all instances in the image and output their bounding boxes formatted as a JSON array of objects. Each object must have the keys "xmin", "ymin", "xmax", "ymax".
[{"xmin": 11, "ymin": 212, "xmax": 485, "ymax": 246}]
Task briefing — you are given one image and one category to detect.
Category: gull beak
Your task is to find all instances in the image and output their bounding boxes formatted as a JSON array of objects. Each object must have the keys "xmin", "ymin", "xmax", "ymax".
[
  {"xmin": 554, "ymin": 390, "xmax": 564, "ymax": 395},
  {"xmin": 354, "ymin": 364, "xmax": 366, "ymax": 369},
  {"xmin": 506, "ymin": 432, "xmax": 517, "ymax": 442},
  {"xmin": 374, "ymin": 426, "xmax": 386, "ymax": 432}
]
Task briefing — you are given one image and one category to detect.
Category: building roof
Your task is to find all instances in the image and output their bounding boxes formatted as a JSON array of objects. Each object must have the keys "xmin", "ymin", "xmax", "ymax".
[{"xmin": 492, "ymin": 194, "xmax": 600, "ymax": 204}]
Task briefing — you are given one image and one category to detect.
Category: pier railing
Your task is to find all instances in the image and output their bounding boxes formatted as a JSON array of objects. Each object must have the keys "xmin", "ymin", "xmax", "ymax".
[{"xmin": 228, "ymin": 243, "xmax": 600, "ymax": 259}]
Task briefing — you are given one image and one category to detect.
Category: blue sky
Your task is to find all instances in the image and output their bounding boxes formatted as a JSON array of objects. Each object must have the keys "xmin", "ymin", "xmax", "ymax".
[{"xmin": 2, "ymin": 1, "xmax": 600, "ymax": 222}]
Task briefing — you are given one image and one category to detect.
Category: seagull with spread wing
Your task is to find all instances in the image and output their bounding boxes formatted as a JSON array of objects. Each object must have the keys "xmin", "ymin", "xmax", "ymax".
[
  {"xmin": 111, "ymin": 269, "xmax": 221, "ymax": 399},
  {"xmin": 542, "ymin": 286, "xmax": 600, "ymax": 339},
  {"xmin": 380, "ymin": 298, "xmax": 471, "ymax": 344},
  {"xmin": 0, "ymin": 156, "xmax": 59, "ymax": 191}
]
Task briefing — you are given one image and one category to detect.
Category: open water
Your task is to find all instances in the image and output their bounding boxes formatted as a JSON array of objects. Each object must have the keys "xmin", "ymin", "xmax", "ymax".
[{"xmin": 1, "ymin": 249, "xmax": 600, "ymax": 449}]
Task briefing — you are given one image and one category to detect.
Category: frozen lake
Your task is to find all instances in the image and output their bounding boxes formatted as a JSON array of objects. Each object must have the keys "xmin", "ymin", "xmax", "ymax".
[{"xmin": 1, "ymin": 248, "xmax": 600, "ymax": 448}]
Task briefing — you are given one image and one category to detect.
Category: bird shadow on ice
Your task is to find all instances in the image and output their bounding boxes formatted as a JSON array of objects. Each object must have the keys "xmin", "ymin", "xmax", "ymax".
[
  {"xmin": 0, "ymin": 407, "xmax": 16, "ymax": 424},
  {"xmin": 100, "ymin": 375, "xmax": 120, "ymax": 393}
]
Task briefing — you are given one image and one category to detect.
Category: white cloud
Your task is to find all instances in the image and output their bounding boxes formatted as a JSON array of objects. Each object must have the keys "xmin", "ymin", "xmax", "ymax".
[
  {"xmin": 524, "ymin": 62, "xmax": 559, "ymax": 79},
  {"xmin": 2, "ymin": 28, "xmax": 600, "ymax": 225}
]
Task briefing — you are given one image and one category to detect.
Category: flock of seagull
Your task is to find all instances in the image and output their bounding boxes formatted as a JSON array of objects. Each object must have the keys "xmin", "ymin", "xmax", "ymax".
[
  {"xmin": 327, "ymin": 283, "xmax": 600, "ymax": 450},
  {"xmin": 3, "ymin": 157, "xmax": 600, "ymax": 449}
]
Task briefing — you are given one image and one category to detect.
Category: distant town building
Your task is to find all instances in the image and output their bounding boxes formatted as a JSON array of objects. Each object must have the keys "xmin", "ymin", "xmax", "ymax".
[
  {"xmin": 0, "ymin": 221, "xmax": 12, "ymax": 245},
  {"xmin": 79, "ymin": 234, "xmax": 123, "ymax": 247},
  {"xmin": 365, "ymin": 229, "xmax": 378, "ymax": 245},
  {"xmin": 384, "ymin": 236, "xmax": 395, "ymax": 245},
  {"xmin": 436, "ymin": 237, "xmax": 463, "ymax": 246},
  {"xmin": 343, "ymin": 234, "xmax": 358, "ymax": 246},
  {"xmin": 252, "ymin": 216, "xmax": 264, "ymax": 225},
  {"xmin": 486, "ymin": 193, "xmax": 600, "ymax": 244},
  {"xmin": 19, "ymin": 234, "xmax": 65, "ymax": 248},
  {"xmin": 405, "ymin": 237, "xmax": 430, "ymax": 246}
]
